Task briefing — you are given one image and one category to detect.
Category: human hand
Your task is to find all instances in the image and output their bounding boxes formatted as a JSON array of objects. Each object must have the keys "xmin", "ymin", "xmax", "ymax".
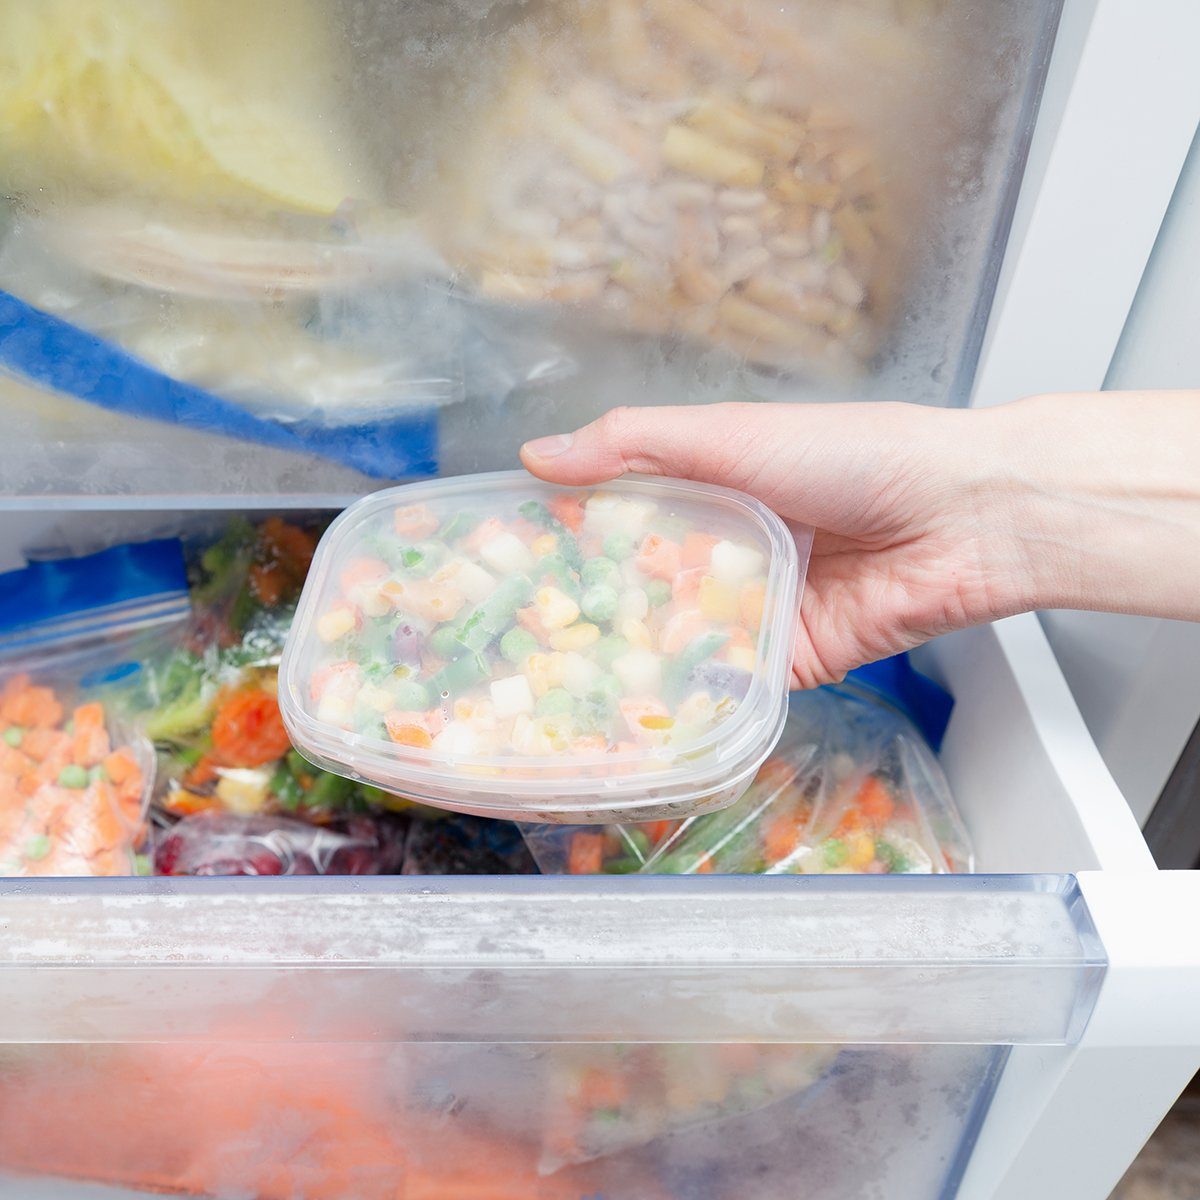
[{"xmin": 521, "ymin": 394, "xmax": 1200, "ymax": 686}]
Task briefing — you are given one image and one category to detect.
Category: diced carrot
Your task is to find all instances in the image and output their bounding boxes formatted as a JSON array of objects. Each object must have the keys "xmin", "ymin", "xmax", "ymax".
[
  {"xmin": 516, "ymin": 605, "xmax": 551, "ymax": 645},
  {"xmin": 164, "ymin": 787, "xmax": 221, "ymax": 817},
  {"xmin": 681, "ymin": 531, "xmax": 717, "ymax": 569},
  {"xmin": 4, "ymin": 685, "xmax": 63, "ymax": 730},
  {"xmin": 857, "ymin": 776, "xmax": 896, "ymax": 825},
  {"xmin": 763, "ymin": 812, "xmax": 806, "ymax": 862},
  {"xmin": 643, "ymin": 820, "xmax": 675, "ymax": 845},
  {"xmin": 211, "ymin": 688, "xmax": 291, "ymax": 768},
  {"xmin": 394, "ymin": 503, "xmax": 439, "ymax": 539},
  {"xmin": 70, "ymin": 705, "xmax": 110, "ymax": 766},
  {"xmin": 570, "ymin": 735, "xmax": 608, "ymax": 754},
  {"xmin": 0, "ymin": 743, "xmax": 28, "ymax": 773},
  {"xmin": 249, "ymin": 562, "xmax": 287, "ymax": 607},
  {"xmin": 634, "ymin": 533, "xmax": 682, "ymax": 581},
  {"xmin": 547, "ymin": 492, "xmax": 585, "ymax": 534},
  {"xmin": 310, "ymin": 661, "xmax": 361, "ymax": 703},
  {"xmin": 102, "ymin": 747, "xmax": 140, "ymax": 787},
  {"xmin": 660, "ymin": 608, "xmax": 708, "ymax": 655},
  {"xmin": 339, "ymin": 557, "xmax": 390, "ymax": 599},
  {"xmin": 576, "ymin": 1068, "xmax": 630, "ymax": 1109},
  {"xmin": 672, "ymin": 566, "xmax": 706, "ymax": 605},
  {"xmin": 260, "ymin": 517, "xmax": 317, "ymax": 579},
  {"xmin": 184, "ymin": 752, "xmax": 221, "ymax": 789},
  {"xmin": 567, "ymin": 831, "xmax": 605, "ymax": 875},
  {"xmin": 462, "ymin": 516, "xmax": 505, "ymax": 556},
  {"xmin": 385, "ymin": 720, "xmax": 434, "ymax": 749},
  {"xmin": 693, "ymin": 856, "xmax": 715, "ymax": 873},
  {"xmin": 21, "ymin": 727, "xmax": 67, "ymax": 762}
]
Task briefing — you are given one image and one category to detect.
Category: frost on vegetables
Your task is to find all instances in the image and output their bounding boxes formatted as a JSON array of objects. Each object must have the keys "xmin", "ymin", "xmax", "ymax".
[
  {"xmin": 144, "ymin": 517, "xmax": 401, "ymax": 821},
  {"xmin": 0, "ymin": 675, "xmax": 149, "ymax": 877},
  {"xmin": 301, "ymin": 488, "xmax": 773, "ymax": 766}
]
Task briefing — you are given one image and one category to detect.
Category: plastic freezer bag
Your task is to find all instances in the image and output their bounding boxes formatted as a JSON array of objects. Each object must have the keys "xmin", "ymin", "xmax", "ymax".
[
  {"xmin": 428, "ymin": 0, "xmax": 926, "ymax": 381},
  {"xmin": 402, "ymin": 1041, "xmax": 839, "ymax": 1174},
  {"xmin": 524, "ymin": 681, "xmax": 972, "ymax": 875},
  {"xmin": 145, "ymin": 516, "xmax": 423, "ymax": 822},
  {"xmin": 152, "ymin": 810, "xmax": 410, "ymax": 876},
  {"xmin": 0, "ymin": 538, "xmax": 191, "ymax": 876}
]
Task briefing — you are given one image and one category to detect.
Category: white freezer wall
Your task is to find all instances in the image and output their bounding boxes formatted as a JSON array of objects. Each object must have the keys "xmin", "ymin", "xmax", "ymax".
[{"xmin": 1040, "ymin": 121, "xmax": 1200, "ymax": 826}]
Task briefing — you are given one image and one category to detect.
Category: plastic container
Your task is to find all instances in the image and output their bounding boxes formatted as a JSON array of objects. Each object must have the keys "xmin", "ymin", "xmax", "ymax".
[{"xmin": 281, "ymin": 471, "xmax": 806, "ymax": 822}]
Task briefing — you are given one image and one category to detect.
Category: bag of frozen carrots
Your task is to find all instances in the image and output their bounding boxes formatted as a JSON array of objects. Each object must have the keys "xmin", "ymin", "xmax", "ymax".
[{"xmin": 0, "ymin": 538, "xmax": 192, "ymax": 876}]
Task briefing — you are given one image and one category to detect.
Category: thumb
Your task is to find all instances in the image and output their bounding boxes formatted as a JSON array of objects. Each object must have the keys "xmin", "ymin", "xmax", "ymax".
[{"xmin": 521, "ymin": 402, "xmax": 785, "ymax": 493}]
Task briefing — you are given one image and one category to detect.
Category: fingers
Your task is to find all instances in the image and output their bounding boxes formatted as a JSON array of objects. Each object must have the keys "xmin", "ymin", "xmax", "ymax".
[{"xmin": 521, "ymin": 402, "xmax": 782, "ymax": 494}]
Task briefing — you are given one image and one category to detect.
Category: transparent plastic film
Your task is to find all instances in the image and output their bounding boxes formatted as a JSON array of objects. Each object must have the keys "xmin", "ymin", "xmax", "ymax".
[{"xmin": 524, "ymin": 682, "xmax": 973, "ymax": 874}]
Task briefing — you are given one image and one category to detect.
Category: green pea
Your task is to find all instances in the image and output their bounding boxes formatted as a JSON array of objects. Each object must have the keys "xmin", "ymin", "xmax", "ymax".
[
  {"xmin": 580, "ymin": 583, "xmax": 619, "ymax": 623},
  {"xmin": 88, "ymin": 765, "xmax": 108, "ymax": 784},
  {"xmin": 439, "ymin": 510, "xmax": 480, "ymax": 542},
  {"xmin": 536, "ymin": 688, "xmax": 576, "ymax": 718},
  {"xmin": 2, "ymin": 726, "xmax": 23, "ymax": 748},
  {"xmin": 392, "ymin": 680, "xmax": 432, "ymax": 711},
  {"xmin": 645, "ymin": 579, "xmax": 672, "ymax": 608},
  {"xmin": 582, "ymin": 556, "xmax": 622, "ymax": 589},
  {"xmin": 593, "ymin": 635, "xmax": 630, "ymax": 670},
  {"xmin": 134, "ymin": 854, "xmax": 154, "ymax": 877},
  {"xmin": 602, "ymin": 534, "xmax": 636, "ymax": 562},
  {"xmin": 500, "ymin": 626, "xmax": 539, "ymax": 664},
  {"xmin": 23, "ymin": 835, "xmax": 51, "ymax": 862},
  {"xmin": 57, "ymin": 764, "xmax": 88, "ymax": 789},
  {"xmin": 821, "ymin": 838, "xmax": 849, "ymax": 868},
  {"xmin": 430, "ymin": 626, "xmax": 465, "ymax": 661}
]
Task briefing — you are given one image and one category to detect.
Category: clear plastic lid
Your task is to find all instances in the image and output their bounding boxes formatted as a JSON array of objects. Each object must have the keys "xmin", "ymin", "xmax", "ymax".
[{"xmin": 280, "ymin": 471, "xmax": 806, "ymax": 822}]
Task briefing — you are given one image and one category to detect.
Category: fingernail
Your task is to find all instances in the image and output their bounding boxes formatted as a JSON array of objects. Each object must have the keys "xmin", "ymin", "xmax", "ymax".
[{"xmin": 524, "ymin": 433, "xmax": 573, "ymax": 459}]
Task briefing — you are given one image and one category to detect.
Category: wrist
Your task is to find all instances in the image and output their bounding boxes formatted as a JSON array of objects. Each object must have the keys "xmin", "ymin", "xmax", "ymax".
[{"xmin": 989, "ymin": 391, "xmax": 1200, "ymax": 620}]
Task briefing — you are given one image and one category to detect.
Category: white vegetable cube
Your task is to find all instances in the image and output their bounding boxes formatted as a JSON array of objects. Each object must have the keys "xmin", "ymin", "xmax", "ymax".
[
  {"xmin": 534, "ymin": 585, "xmax": 581, "ymax": 629},
  {"xmin": 612, "ymin": 649, "xmax": 663, "ymax": 695},
  {"xmin": 316, "ymin": 605, "xmax": 356, "ymax": 643},
  {"xmin": 434, "ymin": 721, "xmax": 480, "ymax": 757},
  {"xmin": 490, "ymin": 674, "xmax": 536, "ymax": 719},
  {"xmin": 583, "ymin": 492, "xmax": 657, "ymax": 539},
  {"xmin": 215, "ymin": 768, "xmax": 273, "ymax": 816},
  {"xmin": 710, "ymin": 540, "xmax": 764, "ymax": 585},
  {"xmin": 616, "ymin": 587, "xmax": 650, "ymax": 623},
  {"xmin": 480, "ymin": 531, "xmax": 535, "ymax": 575},
  {"xmin": 621, "ymin": 558, "xmax": 649, "ymax": 588},
  {"xmin": 562, "ymin": 651, "xmax": 602, "ymax": 697},
  {"xmin": 448, "ymin": 559, "xmax": 498, "ymax": 603},
  {"xmin": 358, "ymin": 683, "xmax": 396, "ymax": 713},
  {"xmin": 349, "ymin": 583, "xmax": 391, "ymax": 619},
  {"xmin": 316, "ymin": 694, "xmax": 354, "ymax": 728}
]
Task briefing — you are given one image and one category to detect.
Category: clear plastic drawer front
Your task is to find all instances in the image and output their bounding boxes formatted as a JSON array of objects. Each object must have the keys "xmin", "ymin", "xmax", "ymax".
[{"xmin": 0, "ymin": 874, "xmax": 1103, "ymax": 1200}]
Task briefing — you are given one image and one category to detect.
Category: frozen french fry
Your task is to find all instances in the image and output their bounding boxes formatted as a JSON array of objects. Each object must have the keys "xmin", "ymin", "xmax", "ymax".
[
  {"xmin": 663, "ymin": 124, "xmax": 764, "ymax": 189},
  {"xmin": 645, "ymin": 0, "xmax": 763, "ymax": 76},
  {"xmin": 534, "ymin": 99, "xmax": 636, "ymax": 186},
  {"xmin": 684, "ymin": 97, "xmax": 803, "ymax": 162}
]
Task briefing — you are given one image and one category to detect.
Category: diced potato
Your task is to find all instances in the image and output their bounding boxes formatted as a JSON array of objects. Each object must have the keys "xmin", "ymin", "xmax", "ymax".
[
  {"xmin": 613, "ymin": 649, "xmax": 663, "ymax": 695},
  {"xmin": 480, "ymin": 531, "xmax": 536, "ymax": 575},
  {"xmin": 215, "ymin": 768, "xmax": 273, "ymax": 816},
  {"xmin": 710, "ymin": 539, "xmax": 765, "ymax": 585},
  {"xmin": 490, "ymin": 675, "xmax": 536, "ymax": 719}
]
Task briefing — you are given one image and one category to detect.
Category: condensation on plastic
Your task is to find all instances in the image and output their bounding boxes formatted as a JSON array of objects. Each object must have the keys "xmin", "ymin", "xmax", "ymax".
[
  {"xmin": 0, "ymin": 0, "xmax": 1059, "ymax": 503},
  {"xmin": 522, "ymin": 681, "xmax": 973, "ymax": 875},
  {"xmin": 280, "ymin": 472, "xmax": 806, "ymax": 822},
  {"xmin": 0, "ymin": 873, "xmax": 1105, "ymax": 1196},
  {"xmin": 0, "ymin": 573, "xmax": 190, "ymax": 876}
]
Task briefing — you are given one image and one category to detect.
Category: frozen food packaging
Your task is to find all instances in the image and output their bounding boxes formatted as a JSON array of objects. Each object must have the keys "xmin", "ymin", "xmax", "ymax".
[{"xmin": 281, "ymin": 471, "xmax": 806, "ymax": 822}]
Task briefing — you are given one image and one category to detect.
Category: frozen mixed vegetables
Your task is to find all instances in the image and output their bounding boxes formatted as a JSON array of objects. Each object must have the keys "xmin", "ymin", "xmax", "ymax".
[
  {"xmin": 0, "ymin": 675, "xmax": 149, "ymax": 876},
  {"xmin": 297, "ymin": 484, "xmax": 780, "ymax": 764},
  {"xmin": 529, "ymin": 683, "xmax": 972, "ymax": 876}
]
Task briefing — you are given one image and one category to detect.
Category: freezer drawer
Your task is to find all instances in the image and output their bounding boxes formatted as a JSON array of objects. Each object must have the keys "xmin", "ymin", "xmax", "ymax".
[
  {"xmin": 0, "ymin": 614, "xmax": 1196, "ymax": 1200},
  {"xmin": 0, "ymin": 0, "xmax": 1061, "ymax": 505}
]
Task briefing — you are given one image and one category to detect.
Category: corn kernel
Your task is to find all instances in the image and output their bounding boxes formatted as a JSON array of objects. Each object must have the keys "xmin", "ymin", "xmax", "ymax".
[
  {"xmin": 549, "ymin": 622, "xmax": 601, "ymax": 652},
  {"xmin": 698, "ymin": 575, "xmax": 739, "ymax": 621},
  {"xmin": 316, "ymin": 606, "xmax": 356, "ymax": 643},
  {"xmin": 617, "ymin": 617, "xmax": 653, "ymax": 649},
  {"xmin": 524, "ymin": 651, "xmax": 566, "ymax": 697},
  {"xmin": 726, "ymin": 646, "xmax": 758, "ymax": 673},
  {"xmin": 639, "ymin": 714, "xmax": 675, "ymax": 731},
  {"xmin": 535, "ymin": 586, "xmax": 581, "ymax": 630},
  {"xmin": 849, "ymin": 833, "xmax": 876, "ymax": 869},
  {"xmin": 531, "ymin": 533, "xmax": 558, "ymax": 558}
]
